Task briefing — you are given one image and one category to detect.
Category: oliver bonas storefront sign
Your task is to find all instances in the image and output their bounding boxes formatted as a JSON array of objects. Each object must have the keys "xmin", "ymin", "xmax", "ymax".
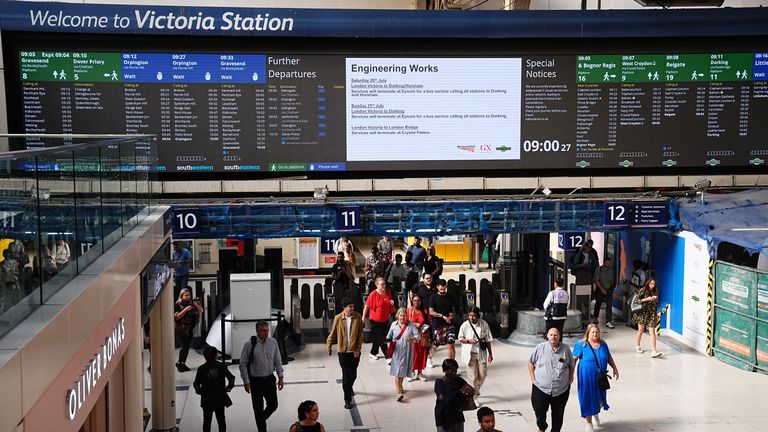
[{"xmin": 65, "ymin": 317, "xmax": 126, "ymax": 420}]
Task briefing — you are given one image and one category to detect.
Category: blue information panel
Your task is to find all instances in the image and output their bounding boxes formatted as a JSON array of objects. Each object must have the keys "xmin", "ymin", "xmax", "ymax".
[
  {"xmin": 173, "ymin": 208, "xmax": 200, "ymax": 234},
  {"xmin": 603, "ymin": 202, "xmax": 668, "ymax": 227},
  {"xmin": 336, "ymin": 206, "xmax": 361, "ymax": 232},
  {"xmin": 122, "ymin": 53, "xmax": 266, "ymax": 83},
  {"xmin": 754, "ymin": 52, "xmax": 768, "ymax": 80},
  {"xmin": 558, "ymin": 232, "xmax": 585, "ymax": 251},
  {"xmin": 631, "ymin": 202, "xmax": 669, "ymax": 227},
  {"xmin": 320, "ymin": 237, "xmax": 336, "ymax": 254},
  {"xmin": 603, "ymin": 202, "xmax": 631, "ymax": 227}
]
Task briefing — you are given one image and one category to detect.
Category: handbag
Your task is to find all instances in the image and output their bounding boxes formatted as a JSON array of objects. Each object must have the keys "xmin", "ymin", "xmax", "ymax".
[
  {"xmin": 223, "ymin": 393, "xmax": 233, "ymax": 408},
  {"xmin": 174, "ymin": 321, "xmax": 189, "ymax": 336},
  {"xmin": 587, "ymin": 343, "xmax": 611, "ymax": 390},
  {"xmin": 386, "ymin": 323, "xmax": 408, "ymax": 358},
  {"xmin": 629, "ymin": 290, "xmax": 644, "ymax": 313},
  {"xmin": 456, "ymin": 382, "xmax": 477, "ymax": 411}
]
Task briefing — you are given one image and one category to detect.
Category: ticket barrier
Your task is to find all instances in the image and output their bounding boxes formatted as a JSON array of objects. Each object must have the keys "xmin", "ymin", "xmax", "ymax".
[
  {"xmin": 465, "ymin": 291, "xmax": 476, "ymax": 313},
  {"xmin": 291, "ymin": 292, "xmax": 302, "ymax": 344},
  {"xmin": 362, "ymin": 292, "xmax": 372, "ymax": 343},
  {"xmin": 498, "ymin": 291, "xmax": 510, "ymax": 338},
  {"xmin": 326, "ymin": 294, "xmax": 336, "ymax": 319}
]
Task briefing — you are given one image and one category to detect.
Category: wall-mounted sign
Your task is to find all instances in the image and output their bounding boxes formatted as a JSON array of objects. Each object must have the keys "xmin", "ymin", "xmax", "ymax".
[
  {"xmin": 336, "ymin": 206, "xmax": 361, "ymax": 232},
  {"xmin": 603, "ymin": 202, "xmax": 669, "ymax": 227},
  {"xmin": 558, "ymin": 232, "xmax": 584, "ymax": 251}
]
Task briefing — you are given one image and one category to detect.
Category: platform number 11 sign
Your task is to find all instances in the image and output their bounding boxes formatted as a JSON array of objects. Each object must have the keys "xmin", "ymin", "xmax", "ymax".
[{"xmin": 336, "ymin": 206, "xmax": 361, "ymax": 232}]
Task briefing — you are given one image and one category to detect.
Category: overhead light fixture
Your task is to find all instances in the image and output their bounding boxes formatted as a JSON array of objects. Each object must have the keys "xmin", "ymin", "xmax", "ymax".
[
  {"xmin": 542, "ymin": 187, "xmax": 552, "ymax": 196},
  {"xmin": 731, "ymin": 228, "xmax": 768, "ymax": 232}
]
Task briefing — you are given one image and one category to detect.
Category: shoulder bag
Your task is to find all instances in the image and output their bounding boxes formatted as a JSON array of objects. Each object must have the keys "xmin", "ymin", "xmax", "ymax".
[
  {"xmin": 587, "ymin": 343, "xmax": 611, "ymax": 390},
  {"xmin": 469, "ymin": 321, "xmax": 488, "ymax": 352},
  {"xmin": 386, "ymin": 323, "xmax": 408, "ymax": 359},
  {"xmin": 456, "ymin": 381, "xmax": 477, "ymax": 411},
  {"xmin": 629, "ymin": 287, "xmax": 645, "ymax": 313}
]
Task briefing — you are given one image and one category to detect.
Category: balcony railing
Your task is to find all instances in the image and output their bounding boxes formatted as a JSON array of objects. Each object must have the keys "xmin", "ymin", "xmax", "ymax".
[{"xmin": 0, "ymin": 134, "xmax": 157, "ymax": 338}]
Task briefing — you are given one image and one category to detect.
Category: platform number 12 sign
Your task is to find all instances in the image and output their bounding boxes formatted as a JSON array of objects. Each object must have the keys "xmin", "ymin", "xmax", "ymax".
[
  {"xmin": 336, "ymin": 206, "xmax": 361, "ymax": 232},
  {"xmin": 558, "ymin": 232, "xmax": 584, "ymax": 252}
]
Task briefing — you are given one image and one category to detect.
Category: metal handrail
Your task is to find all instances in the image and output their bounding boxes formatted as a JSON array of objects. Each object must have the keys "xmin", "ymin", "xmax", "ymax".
[{"xmin": 0, "ymin": 134, "xmax": 156, "ymax": 161}]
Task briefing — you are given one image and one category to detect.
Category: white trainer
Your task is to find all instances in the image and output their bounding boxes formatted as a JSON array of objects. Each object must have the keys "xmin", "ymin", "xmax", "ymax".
[
  {"xmin": 369, "ymin": 353, "xmax": 378, "ymax": 360},
  {"xmin": 418, "ymin": 373, "xmax": 428, "ymax": 382},
  {"xmin": 651, "ymin": 351, "xmax": 663, "ymax": 358},
  {"xmin": 386, "ymin": 358, "xmax": 392, "ymax": 365},
  {"xmin": 406, "ymin": 376, "xmax": 414, "ymax": 382},
  {"xmin": 606, "ymin": 322, "xmax": 615, "ymax": 329},
  {"xmin": 594, "ymin": 413, "xmax": 601, "ymax": 426},
  {"xmin": 635, "ymin": 346, "xmax": 644, "ymax": 354},
  {"xmin": 585, "ymin": 423, "xmax": 594, "ymax": 432},
  {"xmin": 427, "ymin": 358, "xmax": 434, "ymax": 368}
]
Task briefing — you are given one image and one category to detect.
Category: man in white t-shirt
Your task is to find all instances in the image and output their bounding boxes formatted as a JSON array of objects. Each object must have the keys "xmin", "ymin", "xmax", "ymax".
[{"xmin": 458, "ymin": 307, "xmax": 494, "ymax": 403}]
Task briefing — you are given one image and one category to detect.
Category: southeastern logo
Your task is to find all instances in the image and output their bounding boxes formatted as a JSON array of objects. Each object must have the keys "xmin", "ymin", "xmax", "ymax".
[{"xmin": 458, "ymin": 145, "xmax": 476, "ymax": 153}]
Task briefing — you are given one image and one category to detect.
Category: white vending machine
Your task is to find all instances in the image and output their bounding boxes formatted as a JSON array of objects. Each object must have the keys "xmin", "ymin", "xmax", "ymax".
[{"xmin": 230, "ymin": 273, "xmax": 272, "ymax": 361}]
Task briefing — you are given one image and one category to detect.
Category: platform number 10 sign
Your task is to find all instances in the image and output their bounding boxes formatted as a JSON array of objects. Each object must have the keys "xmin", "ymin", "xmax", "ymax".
[
  {"xmin": 173, "ymin": 209, "xmax": 200, "ymax": 235},
  {"xmin": 336, "ymin": 206, "xmax": 362, "ymax": 232}
]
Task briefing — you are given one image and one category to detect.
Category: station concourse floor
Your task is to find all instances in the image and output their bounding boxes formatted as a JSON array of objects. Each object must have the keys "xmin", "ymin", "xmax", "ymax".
[{"xmin": 160, "ymin": 322, "xmax": 768, "ymax": 432}]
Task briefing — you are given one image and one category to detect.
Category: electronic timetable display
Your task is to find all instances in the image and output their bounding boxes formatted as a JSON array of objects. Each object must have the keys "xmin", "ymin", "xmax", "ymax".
[{"xmin": 10, "ymin": 43, "xmax": 768, "ymax": 175}]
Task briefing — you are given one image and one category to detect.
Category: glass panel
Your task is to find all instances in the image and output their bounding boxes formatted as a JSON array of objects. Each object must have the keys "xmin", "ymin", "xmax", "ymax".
[
  {"xmin": 100, "ymin": 141, "xmax": 123, "ymax": 250},
  {"xmin": 0, "ymin": 141, "xmax": 42, "ymax": 339},
  {"xmin": 119, "ymin": 139, "xmax": 139, "ymax": 231},
  {"xmin": 35, "ymin": 147, "xmax": 77, "ymax": 302},
  {"xmin": 74, "ymin": 144, "xmax": 103, "ymax": 269},
  {"xmin": 0, "ymin": 134, "xmax": 157, "ymax": 338}
]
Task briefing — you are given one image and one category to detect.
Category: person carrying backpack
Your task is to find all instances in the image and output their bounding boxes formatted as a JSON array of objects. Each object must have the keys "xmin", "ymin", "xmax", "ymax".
[{"xmin": 193, "ymin": 346, "xmax": 235, "ymax": 432}]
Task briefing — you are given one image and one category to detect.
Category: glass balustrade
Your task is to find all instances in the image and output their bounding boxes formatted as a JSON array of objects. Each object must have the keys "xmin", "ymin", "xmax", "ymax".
[{"xmin": 0, "ymin": 134, "xmax": 156, "ymax": 337}]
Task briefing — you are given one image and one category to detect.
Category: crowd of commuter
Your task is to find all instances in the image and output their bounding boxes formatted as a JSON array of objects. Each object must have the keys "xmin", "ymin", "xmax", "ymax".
[
  {"xmin": 0, "ymin": 238, "xmax": 73, "ymax": 309},
  {"xmin": 171, "ymin": 235, "xmax": 670, "ymax": 432}
]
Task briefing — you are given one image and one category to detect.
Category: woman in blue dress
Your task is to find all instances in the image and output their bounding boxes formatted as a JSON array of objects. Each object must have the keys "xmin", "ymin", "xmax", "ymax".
[
  {"xmin": 387, "ymin": 308, "xmax": 421, "ymax": 401},
  {"xmin": 573, "ymin": 323, "xmax": 620, "ymax": 432}
]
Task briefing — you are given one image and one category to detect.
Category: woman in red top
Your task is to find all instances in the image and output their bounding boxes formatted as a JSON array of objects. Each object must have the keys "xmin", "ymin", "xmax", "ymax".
[
  {"xmin": 363, "ymin": 277, "xmax": 396, "ymax": 362},
  {"xmin": 408, "ymin": 294, "xmax": 431, "ymax": 382}
]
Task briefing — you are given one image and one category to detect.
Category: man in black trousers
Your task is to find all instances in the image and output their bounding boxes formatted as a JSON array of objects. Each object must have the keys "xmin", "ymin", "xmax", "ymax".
[
  {"xmin": 239, "ymin": 321, "xmax": 284, "ymax": 432},
  {"xmin": 327, "ymin": 297, "xmax": 365, "ymax": 409}
]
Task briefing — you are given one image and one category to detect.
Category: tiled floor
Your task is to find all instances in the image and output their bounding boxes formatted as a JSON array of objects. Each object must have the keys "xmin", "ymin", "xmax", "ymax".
[{"xmin": 165, "ymin": 321, "xmax": 768, "ymax": 432}]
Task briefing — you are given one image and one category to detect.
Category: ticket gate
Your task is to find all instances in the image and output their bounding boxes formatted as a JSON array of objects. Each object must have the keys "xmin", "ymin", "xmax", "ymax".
[
  {"xmin": 465, "ymin": 291, "xmax": 476, "ymax": 312},
  {"xmin": 498, "ymin": 291, "xmax": 510, "ymax": 338}
]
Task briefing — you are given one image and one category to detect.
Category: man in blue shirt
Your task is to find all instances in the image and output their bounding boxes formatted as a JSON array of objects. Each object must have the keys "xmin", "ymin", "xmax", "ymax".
[
  {"xmin": 407, "ymin": 236, "xmax": 426, "ymax": 274},
  {"xmin": 172, "ymin": 242, "xmax": 192, "ymax": 291}
]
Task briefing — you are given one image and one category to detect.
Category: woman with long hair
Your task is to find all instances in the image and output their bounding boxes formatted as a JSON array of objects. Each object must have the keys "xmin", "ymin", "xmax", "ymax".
[
  {"xmin": 386, "ymin": 307, "xmax": 421, "ymax": 401},
  {"xmin": 289, "ymin": 400, "xmax": 326, "ymax": 432},
  {"xmin": 573, "ymin": 324, "xmax": 619, "ymax": 432},
  {"xmin": 174, "ymin": 287, "xmax": 204, "ymax": 372},
  {"xmin": 408, "ymin": 294, "xmax": 431, "ymax": 382},
  {"xmin": 632, "ymin": 278, "xmax": 663, "ymax": 357}
]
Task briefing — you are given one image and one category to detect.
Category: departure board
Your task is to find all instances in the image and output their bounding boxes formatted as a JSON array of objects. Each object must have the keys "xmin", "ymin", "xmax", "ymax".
[{"xmin": 12, "ymin": 49, "xmax": 768, "ymax": 173}]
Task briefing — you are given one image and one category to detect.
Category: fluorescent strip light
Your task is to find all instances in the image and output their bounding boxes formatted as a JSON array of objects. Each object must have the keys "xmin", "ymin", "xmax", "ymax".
[{"xmin": 731, "ymin": 228, "xmax": 768, "ymax": 232}]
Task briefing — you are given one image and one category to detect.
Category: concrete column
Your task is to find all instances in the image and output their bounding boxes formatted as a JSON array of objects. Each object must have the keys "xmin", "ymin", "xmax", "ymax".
[
  {"xmin": 123, "ymin": 293, "xmax": 145, "ymax": 432},
  {"xmin": 150, "ymin": 284, "xmax": 176, "ymax": 431}
]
